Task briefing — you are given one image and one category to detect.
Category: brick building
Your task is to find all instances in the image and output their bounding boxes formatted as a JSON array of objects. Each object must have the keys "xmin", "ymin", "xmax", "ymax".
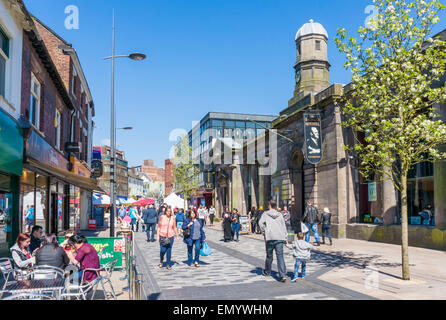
[{"xmin": 9, "ymin": 0, "xmax": 98, "ymax": 238}]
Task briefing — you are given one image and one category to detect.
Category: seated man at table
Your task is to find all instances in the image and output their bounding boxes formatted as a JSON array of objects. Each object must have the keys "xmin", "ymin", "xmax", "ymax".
[
  {"xmin": 65, "ymin": 235, "xmax": 100, "ymax": 283},
  {"xmin": 29, "ymin": 225, "xmax": 43, "ymax": 253},
  {"xmin": 35, "ymin": 234, "xmax": 70, "ymax": 269}
]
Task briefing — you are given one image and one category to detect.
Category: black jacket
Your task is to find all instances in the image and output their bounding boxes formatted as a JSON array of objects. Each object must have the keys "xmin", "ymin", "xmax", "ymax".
[
  {"xmin": 35, "ymin": 245, "xmax": 70, "ymax": 269},
  {"xmin": 320, "ymin": 212, "xmax": 332, "ymax": 226},
  {"xmin": 143, "ymin": 208, "xmax": 158, "ymax": 224},
  {"xmin": 29, "ymin": 235, "xmax": 41, "ymax": 253},
  {"xmin": 303, "ymin": 205, "xmax": 319, "ymax": 224}
]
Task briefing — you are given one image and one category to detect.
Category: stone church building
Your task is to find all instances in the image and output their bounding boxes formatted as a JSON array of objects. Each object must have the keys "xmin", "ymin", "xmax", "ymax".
[{"xmin": 213, "ymin": 20, "xmax": 446, "ymax": 250}]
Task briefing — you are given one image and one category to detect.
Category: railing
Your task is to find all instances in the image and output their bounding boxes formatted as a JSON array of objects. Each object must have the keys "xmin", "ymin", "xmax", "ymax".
[{"xmin": 119, "ymin": 230, "xmax": 143, "ymax": 300}]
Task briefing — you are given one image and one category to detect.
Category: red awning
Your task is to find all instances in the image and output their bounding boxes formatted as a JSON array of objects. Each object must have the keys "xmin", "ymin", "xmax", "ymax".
[{"xmin": 134, "ymin": 198, "xmax": 154, "ymax": 206}]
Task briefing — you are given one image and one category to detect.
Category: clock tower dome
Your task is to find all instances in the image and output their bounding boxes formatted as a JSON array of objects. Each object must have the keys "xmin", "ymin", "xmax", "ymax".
[{"xmin": 293, "ymin": 19, "xmax": 330, "ymax": 97}]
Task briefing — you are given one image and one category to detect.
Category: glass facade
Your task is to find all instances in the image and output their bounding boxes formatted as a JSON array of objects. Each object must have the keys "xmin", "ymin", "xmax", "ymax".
[
  {"xmin": 0, "ymin": 173, "xmax": 13, "ymax": 254},
  {"xmin": 407, "ymin": 161, "xmax": 434, "ymax": 225}
]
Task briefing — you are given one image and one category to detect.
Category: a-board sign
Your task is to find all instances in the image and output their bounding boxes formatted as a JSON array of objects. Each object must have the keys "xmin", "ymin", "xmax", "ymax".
[
  {"xmin": 239, "ymin": 215, "xmax": 251, "ymax": 234},
  {"xmin": 58, "ymin": 236, "xmax": 123, "ymax": 268}
]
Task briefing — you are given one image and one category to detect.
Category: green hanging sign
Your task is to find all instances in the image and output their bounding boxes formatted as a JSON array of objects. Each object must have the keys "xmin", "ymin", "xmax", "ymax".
[{"xmin": 0, "ymin": 109, "xmax": 23, "ymax": 176}]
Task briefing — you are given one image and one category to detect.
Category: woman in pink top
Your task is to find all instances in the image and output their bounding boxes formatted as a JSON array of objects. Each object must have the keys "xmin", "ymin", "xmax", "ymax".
[{"xmin": 156, "ymin": 206, "xmax": 179, "ymax": 270}]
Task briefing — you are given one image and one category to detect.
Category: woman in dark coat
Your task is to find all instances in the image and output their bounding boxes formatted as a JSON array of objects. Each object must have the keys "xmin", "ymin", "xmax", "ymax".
[{"xmin": 222, "ymin": 206, "xmax": 232, "ymax": 242}]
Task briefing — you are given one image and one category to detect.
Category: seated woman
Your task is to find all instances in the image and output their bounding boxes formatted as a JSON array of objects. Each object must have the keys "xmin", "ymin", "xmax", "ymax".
[
  {"xmin": 65, "ymin": 234, "xmax": 100, "ymax": 282},
  {"xmin": 10, "ymin": 233, "xmax": 34, "ymax": 273},
  {"xmin": 35, "ymin": 234, "xmax": 70, "ymax": 269}
]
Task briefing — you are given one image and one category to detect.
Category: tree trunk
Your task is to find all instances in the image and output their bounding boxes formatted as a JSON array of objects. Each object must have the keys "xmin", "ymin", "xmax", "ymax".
[{"xmin": 400, "ymin": 172, "xmax": 411, "ymax": 280}]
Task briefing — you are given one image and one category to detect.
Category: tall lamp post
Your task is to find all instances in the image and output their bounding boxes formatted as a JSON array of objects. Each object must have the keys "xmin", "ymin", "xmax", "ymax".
[{"xmin": 104, "ymin": 10, "xmax": 146, "ymax": 237}]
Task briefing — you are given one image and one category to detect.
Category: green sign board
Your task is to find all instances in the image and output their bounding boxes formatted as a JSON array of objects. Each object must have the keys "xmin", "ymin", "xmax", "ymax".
[
  {"xmin": 58, "ymin": 237, "xmax": 123, "ymax": 268},
  {"xmin": 0, "ymin": 109, "xmax": 23, "ymax": 176}
]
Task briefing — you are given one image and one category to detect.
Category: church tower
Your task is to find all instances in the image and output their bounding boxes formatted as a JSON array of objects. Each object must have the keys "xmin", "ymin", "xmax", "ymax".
[{"xmin": 293, "ymin": 19, "xmax": 330, "ymax": 98}]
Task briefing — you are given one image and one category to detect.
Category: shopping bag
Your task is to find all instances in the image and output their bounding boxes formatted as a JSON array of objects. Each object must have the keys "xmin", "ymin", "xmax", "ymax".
[
  {"xmin": 200, "ymin": 242, "xmax": 212, "ymax": 256},
  {"xmin": 301, "ymin": 222, "xmax": 309, "ymax": 233}
]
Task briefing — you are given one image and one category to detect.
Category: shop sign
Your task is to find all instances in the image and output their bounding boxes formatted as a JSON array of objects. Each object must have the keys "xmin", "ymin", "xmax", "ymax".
[
  {"xmin": 26, "ymin": 130, "xmax": 68, "ymax": 171},
  {"xmin": 368, "ymin": 182, "xmax": 377, "ymax": 202},
  {"xmin": 91, "ymin": 160, "xmax": 103, "ymax": 178},
  {"xmin": 0, "ymin": 109, "xmax": 23, "ymax": 176},
  {"xmin": 304, "ymin": 113, "xmax": 322, "ymax": 165},
  {"xmin": 70, "ymin": 156, "xmax": 90, "ymax": 177}
]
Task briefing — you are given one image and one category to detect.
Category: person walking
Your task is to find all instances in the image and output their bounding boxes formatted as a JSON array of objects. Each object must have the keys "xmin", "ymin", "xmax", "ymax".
[
  {"xmin": 24, "ymin": 205, "xmax": 34, "ymax": 233},
  {"xmin": 156, "ymin": 207, "xmax": 179, "ymax": 270},
  {"xmin": 222, "ymin": 206, "xmax": 233, "ymax": 242},
  {"xmin": 182, "ymin": 210, "xmax": 206, "ymax": 267},
  {"xmin": 143, "ymin": 204, "xmax": 158, "ymax": 242},
  {"xmin": 249, "ymin": 207, "xmax": 256, "ymax": 234},
  {"xmin": 197, "ymin": 205, "xmax": 206, "ymax": 226},
  {"xmin": 175, "ymin": 208, "xmax": 186, "ymax": 237},
  {"xmin": 255, "ymin": 206, "xmax": 264, "ymax": 234},
  {"xmin": 259, "ymin": 200, "xmax": 288, "ymax": 283},
  {"xmin": 303, "ymin": 201, "xmax": 321, "ymax": 246},
  {"xmin": 231, "ymin": 208, "xmax": 241, "ymax": 242},
  {"xmin": 282, "ymin": 206, "xmax": 291, "ymax": 232},
  {"xmin": 118, "ymin": 205, "xmax": 126, "ymax": 224},
  {"xmin": 320, "ymin": 207, "xmax": 333, "ymax": 245},
  {"xmin": 128, "ymin": 206, "xmax": 138, "ymax": 232},
  {"xmin": 208, "ymin": 205, "xmax": 216, "ymax": 226},
  {"xmin": 287, "ymin": 232, "xmax": 313, "ymax": 281}
]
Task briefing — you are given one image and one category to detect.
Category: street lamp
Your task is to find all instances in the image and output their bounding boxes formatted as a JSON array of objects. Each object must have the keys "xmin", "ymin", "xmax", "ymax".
[
  {"xmin": 117, "ymin": 127, "xmax": 133, "ymax": 130},
  {"xmin": 105, "ymin": 9, "xmax": 146, "ymax": 237}
]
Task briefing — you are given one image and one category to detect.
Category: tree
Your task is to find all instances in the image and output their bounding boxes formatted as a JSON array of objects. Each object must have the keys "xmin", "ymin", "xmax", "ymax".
[
  {"xmin": 173, "ymin": 134, "xmax": 200, "ymax": 209},
  {"xmin": 335, "ymin": 0, "xmax": 446, "ymax": 280}
]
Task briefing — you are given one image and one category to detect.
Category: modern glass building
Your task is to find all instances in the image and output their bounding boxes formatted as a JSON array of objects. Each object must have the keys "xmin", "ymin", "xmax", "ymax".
[{"xmin": 187, "ymin": 112, "xmax": 277, "ymax": 208}]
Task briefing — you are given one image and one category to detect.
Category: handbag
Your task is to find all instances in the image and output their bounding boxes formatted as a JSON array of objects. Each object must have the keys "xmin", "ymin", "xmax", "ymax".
[
  {"xmin": 200, "ymin": 242, "xmax": 212, "ymax": 256},
  {"xmin": 184, "ymin": 225, "xmax": 191, "ymax": 238},
  {"xmin": 160, "ymin": 216, "xmax": 172, "ymax": 247}
]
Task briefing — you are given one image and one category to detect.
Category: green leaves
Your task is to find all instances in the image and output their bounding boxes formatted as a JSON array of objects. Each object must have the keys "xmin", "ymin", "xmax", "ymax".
[
  {"xmin": 173, "ymin": 135, "xmax": 200, "ymax": 199},
  {"xmin": 335, "ymin": 0, "xmax": 446, "ymax": 191}
]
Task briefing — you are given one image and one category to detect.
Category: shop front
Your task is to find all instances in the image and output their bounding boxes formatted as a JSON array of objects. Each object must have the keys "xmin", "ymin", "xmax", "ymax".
[
  {"xmin": 0, "ymin": 109, "xmax": 23, "ymax": 256},
  {"xmin": 21, "ymin": 130, "xmax": 98, "ymax": 235}
]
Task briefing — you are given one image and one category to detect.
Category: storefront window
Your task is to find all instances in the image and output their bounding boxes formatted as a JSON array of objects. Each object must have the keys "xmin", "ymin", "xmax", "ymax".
[
  {"xmin": 20, "ymin": 170, "xmax": 48, "ymax": 234},
  {"xmin": 70, "ymin": 185, "xmax": 80, "ymax": 231},
  {"xmin": 0, "ymin": 173, "xmax": 13, "ymax": 254}
]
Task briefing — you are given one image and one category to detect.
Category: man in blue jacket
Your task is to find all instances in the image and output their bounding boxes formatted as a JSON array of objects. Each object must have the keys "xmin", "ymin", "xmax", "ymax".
[{"xmin": 143, "ymin": 204, "xmax": 159, "ymax": 242}]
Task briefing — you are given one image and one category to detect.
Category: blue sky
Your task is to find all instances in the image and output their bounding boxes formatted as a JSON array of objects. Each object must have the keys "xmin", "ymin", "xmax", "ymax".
[{"xmin": 25, "ymin": 0, "xmax": 446, "ymax": 168}]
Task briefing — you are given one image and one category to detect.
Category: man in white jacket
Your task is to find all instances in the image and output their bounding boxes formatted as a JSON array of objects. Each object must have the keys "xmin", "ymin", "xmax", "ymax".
[{"xmin": 258, "ymin": 200, "xmax": 288, "ymax": 283}]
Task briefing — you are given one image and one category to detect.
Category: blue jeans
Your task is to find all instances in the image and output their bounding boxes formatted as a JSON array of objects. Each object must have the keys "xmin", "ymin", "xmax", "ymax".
[
  {"xmin": 264, "ymin": 240, "xmax": 287, "ymax": 278},
  {"xmin": 187, "ymin": 239, "xmax": 201, "ymax": 265},
  {"xmin": 294, "ymin": 258, "xmax": 307, "ymax": 277},
  {"xmin": 232, "ymin": 223, "xmax": 240, "ymax": 240},
  {"xmin": 321, "ymin": 225, "xmax": 332, "ymax": 243},
  {"xmin": 305, "ymin": 223, "xmax": 320, "ymax": 243},
  {"xmin": 146, "ymin": 223, "xmax": 156, "ymax": 241},
  {"xmin": 159, "ymin": 237, "xmax": 175, "ymax": 266}
]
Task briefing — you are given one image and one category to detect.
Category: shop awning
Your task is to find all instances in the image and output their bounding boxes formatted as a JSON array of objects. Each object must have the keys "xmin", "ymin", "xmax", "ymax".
[{"xmin": 27, "ymin": 158, "xmax": 99, "ymax": 191}]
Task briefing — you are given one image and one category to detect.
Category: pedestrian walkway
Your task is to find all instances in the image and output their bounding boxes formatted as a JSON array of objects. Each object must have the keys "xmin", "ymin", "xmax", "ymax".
[
  {"xmin": 207, "ymin": 223, "xmax": 446, "ymax": 300},
  {"xmin": 133, "ymin": 227, "xmax": 373, "ymax": 300}
]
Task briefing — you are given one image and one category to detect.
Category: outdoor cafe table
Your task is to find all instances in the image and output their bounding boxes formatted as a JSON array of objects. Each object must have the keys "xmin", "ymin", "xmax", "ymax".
[{"xmin": 0, "ymin": 278, "xmax": 65, "ymax": 299}]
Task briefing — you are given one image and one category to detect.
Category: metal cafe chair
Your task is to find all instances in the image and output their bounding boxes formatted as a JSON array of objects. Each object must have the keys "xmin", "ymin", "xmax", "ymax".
[
  {"xmin": 82, "ymin": 259, "xmax": 118, "ymax": 300},
  {"xmin": 1, "ymin": 292, "xmax": 56, "ymax": 300},
  {"xmin": 0, "ymin": 258, "xmax": 15, "ymax": 291},
  {"xmin": 98, "ymin": 258, "xmax": 118, "ymax": 299},
  {"xmin": 28, "ymin": 265, "xmax": 65, "ymax": 280},
  {"xmin": 24, "ymin": 267, "xmax": 65, "ymax": 299},
  {"xmin": 60, "ymin": 276, "xmax": 102, "ymax": 300}
]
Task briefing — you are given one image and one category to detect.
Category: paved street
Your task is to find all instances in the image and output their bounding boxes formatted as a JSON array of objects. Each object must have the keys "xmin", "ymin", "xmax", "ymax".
[{"xmin": 134, "ymin": 227, "xmax": 374, "ymax": 300}]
